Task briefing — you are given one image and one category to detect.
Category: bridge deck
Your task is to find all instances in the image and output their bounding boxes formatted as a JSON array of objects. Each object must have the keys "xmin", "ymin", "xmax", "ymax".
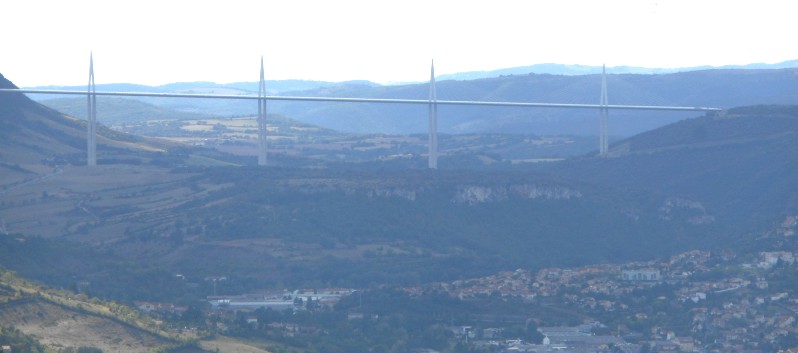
[{"xmin": 0, "ymin": 88, "xmax": 722, "ymax": 112}]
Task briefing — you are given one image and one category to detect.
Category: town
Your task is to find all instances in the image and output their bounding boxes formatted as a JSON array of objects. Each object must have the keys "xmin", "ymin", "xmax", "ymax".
[{"xmin": 128, "ymin": 215, "xmax": 798, "ymax": 353}]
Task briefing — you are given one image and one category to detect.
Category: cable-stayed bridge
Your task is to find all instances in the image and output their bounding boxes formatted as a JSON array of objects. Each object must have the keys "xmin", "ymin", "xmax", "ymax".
[{"xmin": 0, "ymin": 55, "xmax": 721, "ymax": 168}]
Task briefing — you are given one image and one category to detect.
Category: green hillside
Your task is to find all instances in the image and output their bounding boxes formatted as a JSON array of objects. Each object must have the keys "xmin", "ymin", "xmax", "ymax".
[{"xmin": 552, "ymin": 105, "xmax": 798, "ymax": 234}]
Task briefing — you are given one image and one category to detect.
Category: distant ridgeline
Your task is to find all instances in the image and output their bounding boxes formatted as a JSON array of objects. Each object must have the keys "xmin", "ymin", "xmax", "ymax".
[{"xmin": 22, "ymin": 67, "xmax": 798, "ymax": 135}]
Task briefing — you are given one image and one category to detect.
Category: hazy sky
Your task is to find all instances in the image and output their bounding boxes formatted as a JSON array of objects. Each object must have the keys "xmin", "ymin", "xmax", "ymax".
[{"xmin": 3, "ymin": 0, "xmax": 796, "ymax": 87}]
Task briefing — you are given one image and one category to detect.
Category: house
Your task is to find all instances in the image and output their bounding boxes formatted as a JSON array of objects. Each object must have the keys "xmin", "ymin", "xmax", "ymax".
[
  {"xmin": 759, "ymin": 251, "xmax": 795, "ymax": 269},
  {"xmin": 772, "ymin": 292, "xmax": 789, "ymax": 302},
  {"xmin": 135, "ymin": 301, "xmax": 181, "ymax": 314},
  {"xmin": 652, "ymin": 341, "xmax": 679, "ymax": 353},
  {"xmin": 676, "ymin": 337, "xmax": 696, "ymax": 352},
  {"xmin": 76, "ymin": 280, "xmax": 91, "ymax": 293},
  {"xmin": 483, "ymin": 327, "xmax": 503, "ymax": 339},
  {"xmin": 621, "ymin": 269, "xmax": 660, "ymax": 281}
]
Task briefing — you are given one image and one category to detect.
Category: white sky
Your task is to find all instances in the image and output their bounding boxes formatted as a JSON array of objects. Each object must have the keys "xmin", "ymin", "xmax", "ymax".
[{"xmin": 2, "ymin": 0, "xmax": 796, "ymax": 87}]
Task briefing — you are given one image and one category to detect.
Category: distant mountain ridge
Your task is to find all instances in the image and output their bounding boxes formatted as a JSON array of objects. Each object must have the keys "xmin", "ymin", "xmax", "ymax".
[
  {"xmin": 268, "ymin": 68, "xmax": 798, "ymax": 136},
  {"xmin": 25, "ymin": 59, "xmax": 798, "ymax": 92},
  {"xmin": 19, "ymin": 63, "xmax": 798, "ymax": 137},
  {"xmin": 436, "ymin": 59, "xmax": 798, "ymax": 81},
  {"xmin": 26, "ymin": 79, "xmax": 380, "ymax": 96}
]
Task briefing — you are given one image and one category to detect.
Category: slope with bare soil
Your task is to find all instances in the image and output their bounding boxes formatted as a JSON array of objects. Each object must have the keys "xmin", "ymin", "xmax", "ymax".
[{"xmin": 0, "ymin": 299, "xmax": 168, "ymax": 353}]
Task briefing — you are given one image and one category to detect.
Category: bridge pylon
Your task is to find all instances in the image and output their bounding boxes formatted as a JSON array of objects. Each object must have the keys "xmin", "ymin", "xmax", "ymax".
[
  {"xmin": 257, "ymin": 57, "xmax": 268, "ymax": 166},
  {"xmin": 599, "ymin": 65, "xmax": 609, "ymax": 156},
  {"xmin": 428, "ymin": 60, "xmax": 438, "ymax": 169},
  {"xmin": 87, "ymin": 52, "xmax": 97, "ymax": 166}
]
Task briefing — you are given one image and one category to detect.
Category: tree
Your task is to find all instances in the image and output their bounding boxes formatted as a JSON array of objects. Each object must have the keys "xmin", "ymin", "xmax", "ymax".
[
  {"xmin": 306, "ymin": 297, "xmax": 318, "ymax": 310},
  {"xmin": 525, "ymin": 320, "xmax": 544, "ymax": 344},
  {"xmin": 180, "ymin": 305, "xmax": 206, "ymax": 328}
]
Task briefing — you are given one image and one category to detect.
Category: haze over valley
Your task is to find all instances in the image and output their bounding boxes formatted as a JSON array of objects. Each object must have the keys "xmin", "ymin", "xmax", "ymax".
[
  {"xmin": 6, "ymin": 0, "xmax": 798, "ymax": 349},
  {"xmin": 2, "ymin": 50, "xmax": 798, "ymax": 353}
]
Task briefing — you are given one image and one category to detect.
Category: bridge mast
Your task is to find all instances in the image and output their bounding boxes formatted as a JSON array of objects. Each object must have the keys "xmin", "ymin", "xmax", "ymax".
[
  {"xmin": 257, "ymin": 57, "xmax": 268, "ymax": 166},
  {"xmin": 599, "ymin": 65, "xmax": 609, "ymax": 156},
  {"xmin": 87, "ymin": 52, "xmax": 97, "ymax": 166},
  {"xmin": 428, "ymin": 60, "xmax": 438, "ymax": 169}
]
